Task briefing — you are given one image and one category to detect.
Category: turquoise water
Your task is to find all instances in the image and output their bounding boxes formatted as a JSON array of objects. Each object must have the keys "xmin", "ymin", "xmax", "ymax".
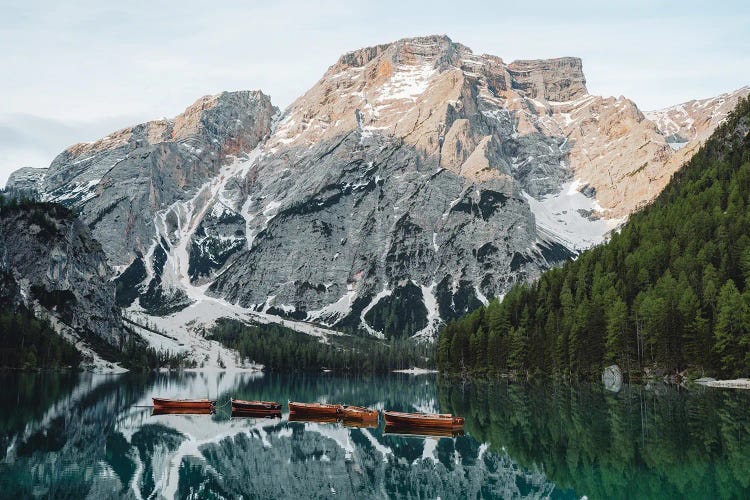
[{"xmin": 0, "ymin": 371, "xmax": 748, "ymax": 499}]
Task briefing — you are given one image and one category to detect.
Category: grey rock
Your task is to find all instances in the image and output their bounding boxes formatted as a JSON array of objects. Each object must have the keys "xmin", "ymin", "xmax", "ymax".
[
  {"xmin": 0, "ymin": 202, "xmax": 124, "ymax": 346},
  {"xmin": 507, "ymin": 57, "xmax": 587, "ymax": 102},
  {"xmin": 5, "ymin": 166, "xmax": 47, "ymax": 197},
  {"xmin": 602, "ymin": 364, "xmax": 623, "ymax": 392}
]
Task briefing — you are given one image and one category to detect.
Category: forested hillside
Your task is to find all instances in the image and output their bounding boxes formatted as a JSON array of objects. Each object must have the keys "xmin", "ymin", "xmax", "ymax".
[
  {"xmin": 438, "ymin": 97, "xmax": 750, "ymax": 380},
  {"xmin": 207, "ymin": 319, "xmax": 434, "ymax": 373}
]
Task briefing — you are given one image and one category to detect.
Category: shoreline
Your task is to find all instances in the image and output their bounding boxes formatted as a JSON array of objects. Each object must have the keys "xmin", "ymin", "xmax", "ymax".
[
  {"xmin": 392, "ymin": 368, "xmax": 439, "ymax": 375},
  {"xmin": 695, "ymin": 378, "xmax": 750, "ymax": 389}
]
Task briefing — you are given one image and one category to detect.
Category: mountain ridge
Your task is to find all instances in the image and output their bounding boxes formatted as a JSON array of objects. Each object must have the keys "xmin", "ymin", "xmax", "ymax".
[{"xmin": 6, "ymin": 35, "xmax": 748, "ymax": 350}]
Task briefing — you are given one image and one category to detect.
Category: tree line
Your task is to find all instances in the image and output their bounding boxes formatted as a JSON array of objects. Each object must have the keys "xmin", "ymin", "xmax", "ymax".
[
  {"xmin": 438, "ymin": 97, "xmax": 750, "ymax": 380},
  {"xmin": 207, "ymin": 319, "xmax": 434, "ymax": 373}
]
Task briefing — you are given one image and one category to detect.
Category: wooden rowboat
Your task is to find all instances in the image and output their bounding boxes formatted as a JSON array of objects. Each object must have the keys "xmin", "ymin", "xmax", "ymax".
[
  {"xmin": 288, "ymin": 401, "xmax": 342, "ymax": 416},
  {"xmin": 152, "ymin": 398, "xmax": 216, "ymax": 410},
  {"xmin": 340, "ymin": 405, "xmax": 379, "ymax": 421},
  {"xmin": 383, "ymin": 410, "xmax": 464, "ymax": 429},
  {"xmin": 231, "ymin": 398, "xmax": 281, "ymax": 412}
]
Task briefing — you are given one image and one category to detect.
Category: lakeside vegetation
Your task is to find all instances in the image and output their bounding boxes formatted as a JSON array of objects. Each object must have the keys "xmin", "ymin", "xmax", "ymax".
[
  {"xmin": 439, "ymin": 378, "xmax": 750, "ymax": 499},
  {"xmin": 207, "ymin": 318, "xmax": 434, "ymax": 373},
  {"xmin": 438, "ymin": 97, "xmax": 750, "ymax": 380}
]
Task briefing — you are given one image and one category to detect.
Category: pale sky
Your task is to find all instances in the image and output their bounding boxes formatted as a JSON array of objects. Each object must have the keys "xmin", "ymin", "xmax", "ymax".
[{"xmin": 1, "ymin": 0, "xmax": 749, "ymax": 186}]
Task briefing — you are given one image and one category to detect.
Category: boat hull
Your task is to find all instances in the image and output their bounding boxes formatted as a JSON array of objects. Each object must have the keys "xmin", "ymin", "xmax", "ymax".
[
  {"xmin": 383, "ymin": 411, "xmax": 463, "ymax": 429},
  {"xmin": 231, "ymin": 399, "xmax": 281, "ymax": 412},
  {"xmin": 288, "ymin": 401, "xmax": 342, "ymax": 416},
  {"xmin": 152, "ymin": 398, "xmax": 216, "ymax": 410},
  {"xmin": 340, "ymin": 405, "xmax": 379, "ymax": 421}
]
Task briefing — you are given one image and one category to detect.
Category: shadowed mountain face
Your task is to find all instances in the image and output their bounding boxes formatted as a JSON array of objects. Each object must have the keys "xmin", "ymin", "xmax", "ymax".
[
  {"xmin": 0, "ymin": 201, "xmax": 124, "ymax": 350},
  {"xmin": 7, "ymin": 35, "xmax": 747, "ymax": 340}
]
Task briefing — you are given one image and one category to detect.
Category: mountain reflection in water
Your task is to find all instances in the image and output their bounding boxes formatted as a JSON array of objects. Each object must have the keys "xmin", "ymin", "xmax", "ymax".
[{"xmin": 0, "ymin": 371, "xmax": 748, "ymax": 499}]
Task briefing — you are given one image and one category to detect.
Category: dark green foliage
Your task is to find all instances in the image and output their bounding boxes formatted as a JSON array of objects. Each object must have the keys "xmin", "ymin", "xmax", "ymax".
[
  {"xmin": 0, "ymin": 194, "xmax": 75, "ymax": 231},
  {"xmin": 0, "ymin": 271, "xmax": 81, "ymax": 370},
  {"xmin": 0, "ymin": 308, "xmax": 82, "ymax": 369},
  {"xmin": 118, "ymin": 336, "xmax": 195, "ymax": 371},
  {"xmin": 206, "ymin": 319, "xmax": 434, "ymax": 373},
  {"xmin": 438, "ymin": 97, "xmax": 750, "ymax": 379}
]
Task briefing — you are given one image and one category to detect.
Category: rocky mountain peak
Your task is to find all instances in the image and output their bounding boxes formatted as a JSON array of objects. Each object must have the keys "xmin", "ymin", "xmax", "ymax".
[
  {"xmin": 334, "ymin": 35, "xmax": 459, "ymax": 69},
  {"xmin": 507, "ymin": 57, "xmax": 587, "ymax": 102},
  {"xmin": 7, "ymin": 35, "xmax": 747, "ymax": 344}
]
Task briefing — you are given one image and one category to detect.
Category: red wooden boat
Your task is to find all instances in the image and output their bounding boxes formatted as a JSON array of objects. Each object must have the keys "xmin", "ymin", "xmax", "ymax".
[
  {"xmin": 383, "ymin": 410, "xmax": 464, "ymax": 429},
  {"xmin": 152, "ymin": 398, "xmax": 216, "ymax": 411},
  {"xmin": 340, "ymin": 405, "xmax": 379, "ymax": 421},
  {"xmin": 231, "ymin": 398, "xmax": 281, "ymax": 412},
  {"xmin": 288, "ymin": 401, "xmax": 342, "ymax": 416}
]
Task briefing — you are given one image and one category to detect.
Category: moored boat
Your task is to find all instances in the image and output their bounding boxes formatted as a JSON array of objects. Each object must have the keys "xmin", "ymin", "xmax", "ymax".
[
  {"xmin": 288, "ymin": 401, "xmax": 342, "ymax": 416},
  {"xmin": 152, "ymin": 398, "xmax": 216, "ymax": 411},
  {"xmin": 231, "ymin": 398, "xmax": 281, "ymax": 412},
  {"xmin": 383, "ymin": 410, "xmax": 464, "ymax": 429},
  {"xmin": 340, "ymin": 405, "xmax": 379, "ymax": 421}
]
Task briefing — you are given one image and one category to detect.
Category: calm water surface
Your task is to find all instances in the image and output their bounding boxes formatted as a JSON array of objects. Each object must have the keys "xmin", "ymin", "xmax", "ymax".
[{"xmin": 0, "ymin": 371, "xmax": 748, "ymax": 499}]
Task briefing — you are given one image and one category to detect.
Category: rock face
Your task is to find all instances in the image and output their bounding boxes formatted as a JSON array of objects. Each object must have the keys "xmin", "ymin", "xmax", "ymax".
[
  {"xmin": 8, "ymin": 35, "xmax": 746, "ymax": 340},
  {"xmin": 507, "ymin": 57, "xmax": 587, "ymax": 101},
  {"xmin": 0, "ymin": 201, "xmax": 124, "ymax": 347},
  {"xmin": 5, "ymin": 167, "xmax": 47, "ymax": 197},
  {"xmin": 8, "ymin": 90, "xmax": 277, "ymax": 315}
]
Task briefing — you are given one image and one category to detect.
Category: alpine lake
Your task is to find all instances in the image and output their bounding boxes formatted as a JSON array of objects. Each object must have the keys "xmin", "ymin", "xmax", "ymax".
[{"xmin": 0, "ymin": 371, "xmax": 748, "ymax": 499}]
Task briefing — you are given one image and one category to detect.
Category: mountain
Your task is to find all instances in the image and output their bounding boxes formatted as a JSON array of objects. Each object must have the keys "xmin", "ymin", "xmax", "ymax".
[
  {"xmin": 437, "ymin": 96, "xmax": 750, "ymax": 379},
  {"xmin": 7, "ymin": 35, "xmax": 747, "ymax": 344},
  {"xmin": 0, "ymin": 197, "xmax": 126, "ymax": 370}
]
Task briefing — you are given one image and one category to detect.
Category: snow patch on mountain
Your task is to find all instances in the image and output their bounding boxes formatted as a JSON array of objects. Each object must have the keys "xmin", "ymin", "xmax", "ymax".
[
  {"xmin": 524, "ymin": 180, "xmax": 624, "ymax": 251},
  {"xmin": 377, "ymin": 62, "xmax": 436, "ymax": 102},
  {"xmin": 413, "ymin": 282, "xmax": 441, "ymax": 341}
]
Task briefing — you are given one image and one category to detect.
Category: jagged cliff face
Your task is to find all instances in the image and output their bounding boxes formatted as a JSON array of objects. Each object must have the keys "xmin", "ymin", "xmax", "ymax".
[
  {"xmin": 7, "ymin": 35, "xmax": 746, "ymax": 339},
  {"xmin": 0, "ymin": 203, "xmax": 124, "ymax": 347}
]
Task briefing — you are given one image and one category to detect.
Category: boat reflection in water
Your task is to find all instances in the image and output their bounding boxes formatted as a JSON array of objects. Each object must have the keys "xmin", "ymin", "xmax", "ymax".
[
  {"xmin": 384, "ymin": 424, "xmax": 464, "ymax": 438},
  {"xmin": 341, "ymin": 418, "xmax": 379, "ymax": 429},
  {"xmin": 151, "ymin": 407, "xmax": 214, "ymax": 416},
  {"xmin": 288, "ymin": 413, "xmax": 340, "ymax": 424},
  {"xmin": 231, "ymin": 409, "xmax": 282, "ymax": 419}
]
